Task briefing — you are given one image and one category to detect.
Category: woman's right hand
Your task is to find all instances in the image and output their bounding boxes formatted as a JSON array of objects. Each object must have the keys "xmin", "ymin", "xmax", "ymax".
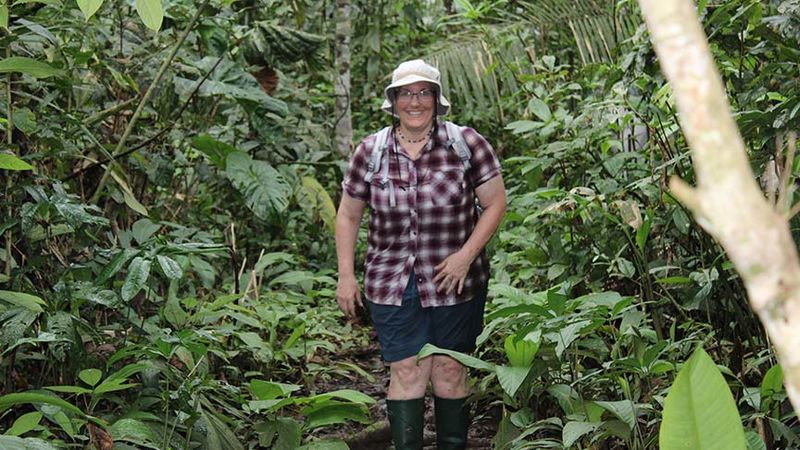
[{"xmin": 336, "ymin": 275, "xmax": 363, "ymax": 318}]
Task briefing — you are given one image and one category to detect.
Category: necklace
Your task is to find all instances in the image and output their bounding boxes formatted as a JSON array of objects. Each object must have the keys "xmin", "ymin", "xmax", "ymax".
[{"xmin": 397, "ymin": 126, "xmax": 433, "ymax": 144}]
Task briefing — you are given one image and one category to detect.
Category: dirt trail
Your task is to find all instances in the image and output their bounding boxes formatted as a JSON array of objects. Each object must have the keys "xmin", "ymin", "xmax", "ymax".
[{"xmin": 315, "ymin": 341, "xmax": 499, "ymax": 449}]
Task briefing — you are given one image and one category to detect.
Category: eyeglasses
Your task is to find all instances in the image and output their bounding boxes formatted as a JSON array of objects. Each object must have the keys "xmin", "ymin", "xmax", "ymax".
[{"xmin": 395, "ymin": 88, "xmax": 435, "ymax": 104}]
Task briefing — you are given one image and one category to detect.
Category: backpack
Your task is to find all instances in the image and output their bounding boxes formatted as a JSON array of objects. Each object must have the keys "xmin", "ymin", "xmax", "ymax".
[{"xmin": 363, "ymin": 121, "xmax": 472, "ymax": 208}]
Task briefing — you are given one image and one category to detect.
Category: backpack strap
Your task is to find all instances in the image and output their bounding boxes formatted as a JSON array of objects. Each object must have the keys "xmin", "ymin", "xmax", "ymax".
[
  {"xmin": 444, "ymin": 121, "xmax": 471, "ymax": 171},
  {"xmin": 364, "ymin": 126, "xmax": 392, "ymax": 184}
]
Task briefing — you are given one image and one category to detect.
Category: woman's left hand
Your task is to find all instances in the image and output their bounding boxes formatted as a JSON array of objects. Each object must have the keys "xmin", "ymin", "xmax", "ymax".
[{"xmin": 433, "ymin": 250, "xmax": 473, "ymax": 294}]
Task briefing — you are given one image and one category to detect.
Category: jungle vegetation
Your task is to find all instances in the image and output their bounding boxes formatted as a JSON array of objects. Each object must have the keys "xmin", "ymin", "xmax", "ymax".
[{"xmin": 1, "ymin": 0, "xmax": 799, "ymax": 448}]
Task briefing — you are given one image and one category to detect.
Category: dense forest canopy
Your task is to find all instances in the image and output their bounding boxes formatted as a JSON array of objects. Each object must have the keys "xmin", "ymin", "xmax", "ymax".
[{"xmin": 1, "ymin": 0, "xmax": 799, "ymax": 448}]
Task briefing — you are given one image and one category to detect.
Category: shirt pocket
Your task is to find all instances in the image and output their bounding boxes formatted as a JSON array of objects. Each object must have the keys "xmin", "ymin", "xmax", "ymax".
[
  {"xmin": 369, "ymin": 177, "xmax": 410, "ymax": 213},
  {"xmin": 426, "ymin": 170, "xmax": 466, "ymax": 207}
]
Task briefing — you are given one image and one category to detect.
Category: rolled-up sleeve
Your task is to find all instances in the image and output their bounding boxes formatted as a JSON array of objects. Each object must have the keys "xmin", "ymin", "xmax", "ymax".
[
  {"xmin": 342, "ymin": 138, "xmax": 373, "ymax": 202},
  {"xmin": 462, "ymin": 127, "xmax": 501, "ymax": 187}
]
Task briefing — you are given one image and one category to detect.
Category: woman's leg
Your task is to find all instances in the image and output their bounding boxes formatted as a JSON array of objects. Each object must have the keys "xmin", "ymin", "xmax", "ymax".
[
  {"xmin": 386, "ymin": 355, "xmax": 432, "ymax": 450},
  {"xmin": 388, "ymin": 355, "xmax": 433, "ymax": 399},
  {"xmin": 430, "ymin": 354, "xmax": 467, "ymax": 398}
]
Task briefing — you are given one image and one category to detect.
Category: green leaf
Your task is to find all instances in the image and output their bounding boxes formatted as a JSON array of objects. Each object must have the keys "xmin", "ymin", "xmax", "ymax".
[
  {"xmin": 43, "ymin": 385, "xmax": 92, "ymax": 394},
  {"xmin": 417, "ymin": 344, "xmax": 496, "ymax": 371},
  {"xmin": 121, "ymin": 257, "xmax": 151, "ymax": 302},
  {"xmin": 528, "ymin": 97, "xmax": 551, "ymax": 121},
  {"xmin": 307, "ymin": 390, "xmax": 376, "ymax": 405},
  {"xmin": 6, "ymin": 411, "xmax": 43, "ymax": 436},
  {"xmin": 302, "ymin": 402, "xmax": 370, "ymax": 429},
  {"xmin": 98, "ymin": 249, "xmax": 137, "ymax": 284},
  {"xmin": 134, "ymin": 0, "xmax": 162, "ymax": 31},
  {"xmin": 496, "ymin": 365, "xmax": 531, "ymax": 397},
  {"xmin": 78, "ymin": 368, "xmax": 102, "ymax": 387},
  {"xmin": 13, "ymin": 107, "xmax": 37, "ymax": 135},
  {"xmin": 76, "ymin": 0, "xmax": 104, "ymax": 19},
  {"xmin": 0, "ymin": 290, "xmax": 46, "ymax": 313},
  {"xmin": 0, "ymin": 57, "xmax": 63, "ymax": 78},
  {"xmin": 109, "ymin": 171, "xmax": 149, "ymax": 217},
  {"xmin": 0, "ymin": 392, "xmax": 85, "ymax": 417},
  {"xmin": 298, "ymin": 176, "xmax": 337, "ymax": 233},
  {"xmin": 226, "ymin": 151, "xmax": 292, "ymax": 221},
  {"xmin": 250, "ymin": 380, "xmax": 301, "ymax": 401},
  {"xmin": 156, "ymin": 255, "xmax": 183, "ymax": 280},
  {"xmin": 110, "ymin": 418, "xmax": 161, "ymax": 448},
  {"xmin": 201, "ymin": 408, "xmax": 245, "ymax": 450},
  {"xmin": 0, "ymin": 154, "xmax": 34, "ymax": 171},
  {"xmin": 745, "ymin": 430, "xmax": 766, "ymax": 450},
  {"xmin": 505, "ymin": 120, "xmax": 543, "ymax": 135},
  {"xmin": 0, "ymin": 5, "xmax": 8, "ymax": 30},
  {"xmin": 563, "ymin": 421, "xmax": 600, "ymax": 448},
  {"xmin": 131, "ymin": 218, "xmax": 160, "ymax": 244},
  {"xmin": 659, "ymin": 347, "xmax": 747, "ymax": 450},
  {"xmin": 0, "ymin": 435, "xmax": 60, "ymax": 450},
  {"xmin": 504, "ymin": 332, "xmax": 539, "ymax": 367},
  {"xmin": 595, "ymin": 400, "xmax": 636, "ymax": 430},
  {"xmin": 298, "ymin": 440, "xmax": 349, "ymax": 450},
  {"xmin": 760, "ymin": 364, "xmax": 783, "ymax": 400},
  {"xmin": 191, "ymin": 135, "xmax": 237, "ymax": 169}
]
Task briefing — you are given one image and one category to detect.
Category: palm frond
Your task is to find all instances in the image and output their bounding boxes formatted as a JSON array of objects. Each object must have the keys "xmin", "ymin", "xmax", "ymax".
[{"xmin": 423, "ymin": 1, "xmax": 641, "ymax": 116}]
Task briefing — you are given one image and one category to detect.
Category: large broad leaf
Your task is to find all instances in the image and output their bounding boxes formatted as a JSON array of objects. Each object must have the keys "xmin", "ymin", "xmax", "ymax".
[
  {"xmin": 563, "ymin": 421, "xmax": 600, "ymax": 448},
  {"xmin": 659, "ymin": 347, "xmax": 747, "ymax": 450},
  {"xmin": 298, "ymin": 176, "xmax": 336, "ymax": 233},
  {"xmin": 0, "ymin": 5, "xmax": 7, "ymax": 30},
  {"xmin": 249, "ymin": 380, "xmax": 301, "ymax": 401},
  {"xmin": 595, "ymin": 400, "xmax": 636, "ymax": 430},
  {"xmin": 306, "ymin": 390, "xmax": 376, "ymax": 405},
  {"xmin": 110, "ymin": 418, "xmax": 161, "ymax": 449},
  {"xmin": 98, "ymin": 249, "xmax": 137, "ymax": 284},
  {"xmin": 173, "ymin": 77, "xmax": 288, "ymax": 116},
  {"xmin": 417, "ymin": 344, "xmax": 496, "ymax": 371},
  {"xmin": 191, "ymin": 135, "xmax": 238, "ymax": 169},
  {"xmin": 0, "ymin": 435, "xmax": 59, "ymax": 450},
  {"xmin": 0, "ymin": 392, "xmax": 85, "ymax": 417},
  {"xmin": 0, "ymin": 290, "xmax": 46, "ymax": 313},
  {"xmin": 121, "ymin": 257, "xmax": 151, "ymax": 302},
  {"xmin": 0, "ymin": 154, "xmax": 33, "ymax": 170},
  {"xmin": 156, "ymin": 255, "xmax": 183, "ymax": 280},
  {"xmin": 76, "ymin": 0, "xmax": 104, "ymax": 19},
  {"xmin": 134, "ymin": 0, "xmax": 163, "ymax": 31},
  {"xmin": 201, "ymin": 408, "xmax": 245, "ymax": 450},
  {"xmin": 496, "ymin": 365, "xmax": 531, "ymax": 398},
  {"xmin": 0, "ymin": 57, "xmax": 63, "ymax": 78},
  {"xmin": 225, "ymin": 152, "xmax": 291, "ymax": 221},
  {"xmin": 6, "ymin": 411, "xmax": 43, "ymax": 436},
  {"xmin": 302, "ymin": 402, "xmax": 370, "ymax": 429}
]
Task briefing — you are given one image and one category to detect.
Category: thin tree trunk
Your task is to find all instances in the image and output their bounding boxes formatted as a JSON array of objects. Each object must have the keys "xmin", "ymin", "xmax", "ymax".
[
  {"xmin": 334, "ymin": 0, "xmax": 353, "ymax": 158},
  {"xmin": 638, "ymin": 0, "xmax": 800, "ymax": 414}
]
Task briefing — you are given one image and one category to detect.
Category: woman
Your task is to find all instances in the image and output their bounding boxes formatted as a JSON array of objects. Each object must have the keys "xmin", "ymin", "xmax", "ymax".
[{"xmin": 335, "ymin": 59, "xmax": 506, "ymax": 449}]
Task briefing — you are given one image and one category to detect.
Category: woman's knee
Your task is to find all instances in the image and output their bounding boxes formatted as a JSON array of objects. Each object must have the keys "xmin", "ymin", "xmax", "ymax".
[
  {"xmin": 390, "ymin": 356, "xmax": 431, "ymax": 388},
  {"xmin": 431, "ymin": 356, "xmax": 467, "ymax": 394}
]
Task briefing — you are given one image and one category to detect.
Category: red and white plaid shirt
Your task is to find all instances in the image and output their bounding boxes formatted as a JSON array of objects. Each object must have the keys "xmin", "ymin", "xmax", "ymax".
[{"xmin": 342, "ymin": 122, "xmax": 501, "ymax": 307}]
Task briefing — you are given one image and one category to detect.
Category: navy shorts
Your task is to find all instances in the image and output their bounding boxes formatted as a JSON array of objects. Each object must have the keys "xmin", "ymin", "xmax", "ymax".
[{"xmin": 367, "ymin": 272, "xmax": 487, "ymax": 363}]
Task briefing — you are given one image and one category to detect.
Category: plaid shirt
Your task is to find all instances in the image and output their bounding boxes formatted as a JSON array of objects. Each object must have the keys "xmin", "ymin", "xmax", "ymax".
[{"xmin": 342, "ymin": 122, "xmax": 501, "ymax": 307}]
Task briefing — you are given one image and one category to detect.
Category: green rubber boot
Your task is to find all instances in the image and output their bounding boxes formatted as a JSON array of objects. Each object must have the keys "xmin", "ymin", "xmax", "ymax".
[
  {"xmin": 386, "ymin": 398, "xmax": 425, "ymax": 450},
  {"xmin": 434, "ymin": 396, "xmax": 469, "ymax": 450}
]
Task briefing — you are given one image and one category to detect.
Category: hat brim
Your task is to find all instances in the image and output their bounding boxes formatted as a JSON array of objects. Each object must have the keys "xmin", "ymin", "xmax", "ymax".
[{"xmin": 381, "ymin": 74, "xmax": 450, "ymax": 116}]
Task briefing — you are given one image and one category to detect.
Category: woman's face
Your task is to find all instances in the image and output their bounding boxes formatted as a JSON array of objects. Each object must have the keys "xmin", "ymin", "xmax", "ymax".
[{"xmin": 394, "ymin": 81, "xmax": 436, "ymax": 132}]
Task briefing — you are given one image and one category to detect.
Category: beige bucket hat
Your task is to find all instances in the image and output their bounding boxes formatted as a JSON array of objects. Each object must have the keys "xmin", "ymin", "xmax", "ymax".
[{"xmin": 381, "ymin": 59, "xmax": 451, "ymax": 116}]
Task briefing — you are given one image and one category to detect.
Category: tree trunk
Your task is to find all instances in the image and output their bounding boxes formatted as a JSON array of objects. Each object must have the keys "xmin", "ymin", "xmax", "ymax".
[
  {"xmin": 638, "ymin": 0, "xmax": 800, "ymax": 414},
  {"xmin": 334, "ymin": 0, "xmax": 353, "ymax": 158}
]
